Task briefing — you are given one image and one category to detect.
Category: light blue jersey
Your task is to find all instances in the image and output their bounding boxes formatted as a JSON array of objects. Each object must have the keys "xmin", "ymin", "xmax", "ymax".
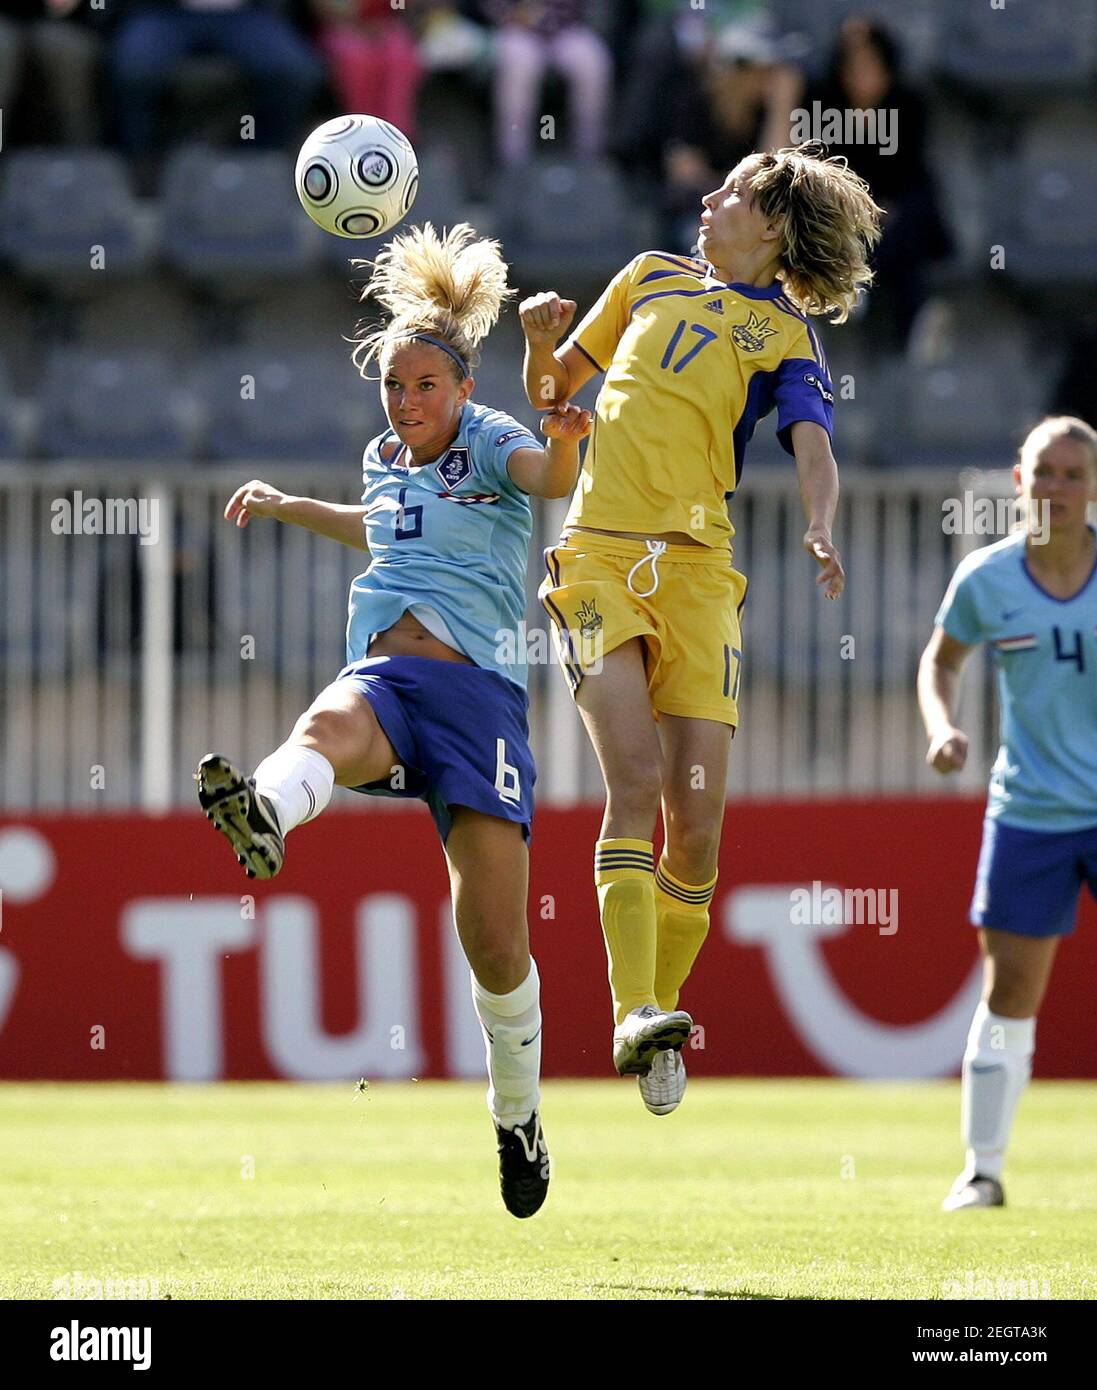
[
  {"xmin": 936, "ymin": 528, "xmax": 1097, "ymax": 831},
  {"xmin": 346, "ymin": 402, "xmax": 539, "ymax": 686}
]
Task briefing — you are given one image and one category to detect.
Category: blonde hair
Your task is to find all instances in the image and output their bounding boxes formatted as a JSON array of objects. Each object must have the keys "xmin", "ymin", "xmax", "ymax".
[
  {"xmin": 1019, "ymin": 415, "xmax": 1097, "ymax": 473},
  {"xmin": 747, "ymin": 145, "xmax": 883, "ymax": 322},
  {"xmin": 352, "ymin": 221, "xmax": 514, "ymax": 379}
]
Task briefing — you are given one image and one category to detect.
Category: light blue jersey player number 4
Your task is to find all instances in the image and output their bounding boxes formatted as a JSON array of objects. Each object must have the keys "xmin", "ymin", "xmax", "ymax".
[
  {"xmin": 936, "ymin": 527, "xmax": 1097, "ymax": 830},
  {"xmin": 341, "ymin": 401, "xmax": 541, "ymax": 833}
]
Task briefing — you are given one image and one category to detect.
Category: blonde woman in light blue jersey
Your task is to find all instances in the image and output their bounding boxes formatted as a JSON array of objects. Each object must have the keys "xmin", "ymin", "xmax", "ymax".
[
  {"xmin": 197, "ymin": 223, "xmax": 591, "ymax": 1218},
  {"xmin": 919, "ymin": 416, "xmax": 1097, "ymax": 1210}
]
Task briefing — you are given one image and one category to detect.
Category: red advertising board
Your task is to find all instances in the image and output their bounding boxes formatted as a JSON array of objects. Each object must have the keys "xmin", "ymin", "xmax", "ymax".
[{"xmin": 0, "ymin": 801, "xmax": 1094, "ymax": 1080}]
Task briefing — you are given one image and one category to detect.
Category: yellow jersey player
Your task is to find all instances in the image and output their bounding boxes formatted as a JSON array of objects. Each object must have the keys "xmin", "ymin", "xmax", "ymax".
[{"xmin": 521, "ymin": 146, "xmax": 882, "ymax": 1113}]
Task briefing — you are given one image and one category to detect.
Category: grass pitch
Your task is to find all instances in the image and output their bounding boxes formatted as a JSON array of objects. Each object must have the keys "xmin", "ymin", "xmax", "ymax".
[{"xmin": 2, "ymin": 1079, "xmax": 1094, "ymax": 1300}]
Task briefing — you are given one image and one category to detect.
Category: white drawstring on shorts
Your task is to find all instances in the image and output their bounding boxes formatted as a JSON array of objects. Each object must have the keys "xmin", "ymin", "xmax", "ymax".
[{"xmin": 626, "ymin": 540, "xmax": 668, "ymax": 598}]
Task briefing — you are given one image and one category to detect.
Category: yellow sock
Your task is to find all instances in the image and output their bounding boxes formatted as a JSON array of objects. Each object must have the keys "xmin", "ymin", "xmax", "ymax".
[
  {"xmin": 594, "ymin": 838, "xmax": 657, "ymax": 1026},
  {"xmin": 654, "ymin": 860, "xmax": 717, "ymax": 1013}
]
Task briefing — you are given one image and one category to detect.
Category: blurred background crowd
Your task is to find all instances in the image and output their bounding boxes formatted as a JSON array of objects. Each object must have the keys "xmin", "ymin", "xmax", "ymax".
[{"xmin": 0, "ymin": 0, "xmax": 1093, "ymax": 469}]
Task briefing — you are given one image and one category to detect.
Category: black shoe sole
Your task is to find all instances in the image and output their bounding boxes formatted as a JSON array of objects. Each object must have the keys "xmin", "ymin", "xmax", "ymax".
[{"xmin": 196, "ymin": 753, "xmax": 284, "ymax": 881}]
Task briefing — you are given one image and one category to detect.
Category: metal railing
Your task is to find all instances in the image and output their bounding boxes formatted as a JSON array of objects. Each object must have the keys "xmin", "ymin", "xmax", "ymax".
[{"xmin": 1, "ymin": 462, "xmax": 1014, "ymax": 810}]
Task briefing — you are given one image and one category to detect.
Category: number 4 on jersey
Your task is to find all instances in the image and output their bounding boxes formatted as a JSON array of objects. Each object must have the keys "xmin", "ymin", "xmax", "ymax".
[{"xmin": 1053, "ymin": 625, "xmax": 1085, "ymax": 673}]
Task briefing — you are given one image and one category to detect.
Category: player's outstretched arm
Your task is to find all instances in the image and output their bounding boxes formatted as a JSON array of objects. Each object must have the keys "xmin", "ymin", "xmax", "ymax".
[
  {"xmin": 917, "ymin": 627, "xmax": 972, "ymax": 774},
  {"xmin": 519, "ymin": 292, "xmax": 597, "ymax": 410},
  {"xmin": 790, "ymin": 420, "xmax": 845, "ymax": 599},
  {"xmin": 224, "ymin": 480, "xmax": 370, "ymax": 553},
  {"xmin": 506, "ymin": 403, "xmax": 592, "ymax": 498}
]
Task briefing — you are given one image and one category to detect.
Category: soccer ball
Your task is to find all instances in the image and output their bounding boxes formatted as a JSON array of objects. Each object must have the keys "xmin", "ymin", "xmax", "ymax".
[{"xmin": 294, "ymin": 115, "xmax": 418, "ymax": 239}]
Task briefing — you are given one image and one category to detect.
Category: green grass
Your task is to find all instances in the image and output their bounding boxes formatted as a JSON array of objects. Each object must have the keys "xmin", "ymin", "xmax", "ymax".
[{"xmin": 1, "ymin": 1080, "xmax": 1094, "ymax": 1300}]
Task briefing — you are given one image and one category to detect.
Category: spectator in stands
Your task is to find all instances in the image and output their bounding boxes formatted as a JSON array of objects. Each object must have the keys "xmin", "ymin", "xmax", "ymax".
[
  {"xmin": 796, "ymin": 16, "xmax": 951, "ymax": 350},
  {"xmin": 478, "ymin": 0, "xmax": 612, "ymax": 167},
  {"xmin": 310, "ymin": 0, "xmax": 421, "ymax": 141},
  {"xmin": 610, "ymin": 2, "xmax": 785, "ymax": 170},
  {"xmin": 0, "ymin": 0, "xmax": 105, "ymax": 144},
  {"xmin": 416, "ymin": 0, "xmax": 489, "ymax": 74},
  {"xmin": 659, "ymin": 25, "xmax": 797, "ymax": 253},
  {"xmin": 110, "ymin": 0, "xmax": 324, "ymax": 158}
]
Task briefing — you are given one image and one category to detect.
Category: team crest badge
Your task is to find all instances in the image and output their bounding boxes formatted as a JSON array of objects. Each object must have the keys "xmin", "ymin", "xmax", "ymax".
[
  {"xmin": 731, "ymin": 311, "xmax": 778, "ymax": 352},
  {"xmin": 576, "ymin": 598, "xmax": 603, "ymax": 639},
  {"xmin": 436, "ymin": 448, "xmax": 472, "ymax": 489}
]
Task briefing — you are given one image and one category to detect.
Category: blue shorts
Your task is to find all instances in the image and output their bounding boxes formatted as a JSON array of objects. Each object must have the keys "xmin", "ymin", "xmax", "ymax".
[
  {"xmin": 336, "ymin": 654, "xmax": 535, "ymax": 844},
  {"xmin": 971, "ymin": 817, "xmax": 1097, "ymax": 937}
]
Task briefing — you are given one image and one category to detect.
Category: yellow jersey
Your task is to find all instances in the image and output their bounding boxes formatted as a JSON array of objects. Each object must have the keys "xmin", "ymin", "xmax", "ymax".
[{"xmin": 562, "ymin": 251, "xmax": 835, "ymax": 547}]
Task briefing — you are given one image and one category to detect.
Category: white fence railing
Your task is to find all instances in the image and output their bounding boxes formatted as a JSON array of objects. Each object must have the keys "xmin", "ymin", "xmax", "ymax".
[{"xmin": 1, "ymin": 462, "xmax": 1018, "ymax": 811}]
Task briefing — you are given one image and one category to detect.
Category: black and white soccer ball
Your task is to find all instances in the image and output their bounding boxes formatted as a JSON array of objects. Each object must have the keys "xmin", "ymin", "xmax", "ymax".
[{"xmin": 294, "ymin": 115, "xmax": 418, "ymax": 239}]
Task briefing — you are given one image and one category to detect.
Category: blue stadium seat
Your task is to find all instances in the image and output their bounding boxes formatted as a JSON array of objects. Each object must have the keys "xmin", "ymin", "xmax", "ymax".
[
  {"xmin": 79, "ymin": 280, "xmax": 200, "ymax": 356},
  {"xmin": 491, "ymin": 158, "xmax": 652, "ymax": 283},
  {"xmin": 939, "ymin": 0, "xmax": 1094, "ymax": 94},
  {"xmin": 0, "ymin": 149, "xmax": 151, "ymax": 282},
  {"xmin": 161, "ymin": 146, "xmax": 324, "ymax": 288},
  {"xmin": 38, "ymin": 348, "xmax": 192, "ymax": 460},
  {"xmin": 988, "ymin": 107, "xmax": 1097, "ymax": 285},
  {"xmin": 0, "ymin": 356, "xmax": 17, "ymax": 457},
  {"xmin": 876, "ymin": 320, "xmax": 1044, "ymax": 468},
  {"xmin": 773, "ymin": 0, "xmax": 940, "ymax": 81},
  {"xmin": 199, "ymin": 349, "xmax": 381, "ymax": 463}
]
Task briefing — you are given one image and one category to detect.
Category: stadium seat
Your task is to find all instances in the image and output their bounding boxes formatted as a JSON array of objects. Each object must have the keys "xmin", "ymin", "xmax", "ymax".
[
  {"xmin": 0, "ymin": 355, "xmax": 17, "ymax": 457},
  {"xmin": 490, "ymin": 158, "xmax": 652, "ymax": 284},
  {"xmin": 924, "ymin": 103, "xmax": 986, "ymax": 279},
  {"xmin": 0, "ymin": 149, "xmax": 152, "ymax": 283},
  {"xmin": 79, "ymin": 280, "xmax": 200, "ymax": 356},
  {"xmin": 938, "ymin": 0, "xmax": 1094, "ymax": 94},
  {"xmin": 198, "ymin": 349, "xmax": 382, "ymax": 463},
  {"xmin": 987, "ymin": 107, "xmax": 1097, "ymax": 286},
  {"xmin": 773, "ymin": 0, "xmax": 940, "ymax": 81},
  {"xmin": 37, "ymin": 348, "xmax": 192, "ymax": 460},
  {"xmin": 823, "ymin": 342, "xmax": 881, "ymax": 467},
  {"xmin": 161, "ymin": 146, "xmax": 324, "ymax": 289},
  {"xmin": 876, "ymin": 314, "xmax": 1045, "ymax": 469}
]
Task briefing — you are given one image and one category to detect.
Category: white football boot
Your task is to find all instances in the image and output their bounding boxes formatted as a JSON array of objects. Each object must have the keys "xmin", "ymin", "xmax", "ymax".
[
  {"xmin": 612, "ymin": 1003, "xmax": 692, "ymax": 1076},
  {"xmin": 638, "ymin": 1046, "xmax": 686, "ymax": 1115},
  {"xmin": 941, "ymin": 1173, "xmax": 1005, "ymax": 1211}
]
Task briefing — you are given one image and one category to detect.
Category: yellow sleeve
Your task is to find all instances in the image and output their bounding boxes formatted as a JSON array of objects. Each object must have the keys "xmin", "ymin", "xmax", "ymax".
[{"xmin": 564, "ymin": 255, "xmax": 644, "ymax": 373}]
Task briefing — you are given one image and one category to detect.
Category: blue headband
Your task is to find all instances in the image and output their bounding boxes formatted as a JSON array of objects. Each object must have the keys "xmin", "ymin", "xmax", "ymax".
[{"xmin": 391, "ymin": 332, "xmax": 469, "ymax": 377}]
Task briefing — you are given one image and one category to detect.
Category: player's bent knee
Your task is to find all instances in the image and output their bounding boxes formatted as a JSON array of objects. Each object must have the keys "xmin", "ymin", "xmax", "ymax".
[
  {"xmin": 663, "ymin": 819, "xmax": 721, "ymax": 874},
  {"xmin": 469, "ymin": 939, "xmax": 530, "ymax": 995},
  {"xmin": 292, "ymin": 702, "xmax": 378, "ymax": 770},
  {"xmin": 605, "ymin": 762, "xmax": 662, "ymax": 820}
]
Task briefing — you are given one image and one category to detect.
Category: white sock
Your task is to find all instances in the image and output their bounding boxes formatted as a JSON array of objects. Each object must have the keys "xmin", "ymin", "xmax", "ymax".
[
  {"xmin": 252, "ymin": 744, "xmax": 335, "ymax": 835},
  {"xmin": 960, "ymin": 1001, "xmax": 1035, "ymax": 1181},
  {"xmin": 471, "ymin": 959, "xmax": 542, "ymax": 1127}
]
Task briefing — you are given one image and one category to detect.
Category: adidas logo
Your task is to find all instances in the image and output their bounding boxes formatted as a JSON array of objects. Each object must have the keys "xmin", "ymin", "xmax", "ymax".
[{"xmin": 705, "ymin": 299, "xmax": 724, "ymax": 315}]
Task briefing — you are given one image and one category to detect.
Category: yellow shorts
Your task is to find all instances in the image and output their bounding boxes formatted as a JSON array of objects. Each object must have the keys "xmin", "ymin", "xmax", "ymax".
[{"xmin": 538, "ymin": 530, "xmax": 749, "ymax": 727}]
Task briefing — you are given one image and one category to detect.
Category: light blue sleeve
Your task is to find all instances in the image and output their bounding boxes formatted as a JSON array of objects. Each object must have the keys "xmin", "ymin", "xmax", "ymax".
[
  {"xmin": 935, "ymin": 559, "xmax": 986, "ymax": 646},
  {"xmin": 470, "ymin": 408, "xmax": 540, "ymax": 495}
]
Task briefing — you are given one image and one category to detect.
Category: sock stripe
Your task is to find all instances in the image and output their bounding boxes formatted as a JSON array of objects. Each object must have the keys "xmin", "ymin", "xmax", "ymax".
[
  {"xmin": 595, "ymin": 853, "xmax": 654, "ymax": 874},
  {"xmin": 655, "ymin": 864, "xmax": 715, "ymax": 904}
]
